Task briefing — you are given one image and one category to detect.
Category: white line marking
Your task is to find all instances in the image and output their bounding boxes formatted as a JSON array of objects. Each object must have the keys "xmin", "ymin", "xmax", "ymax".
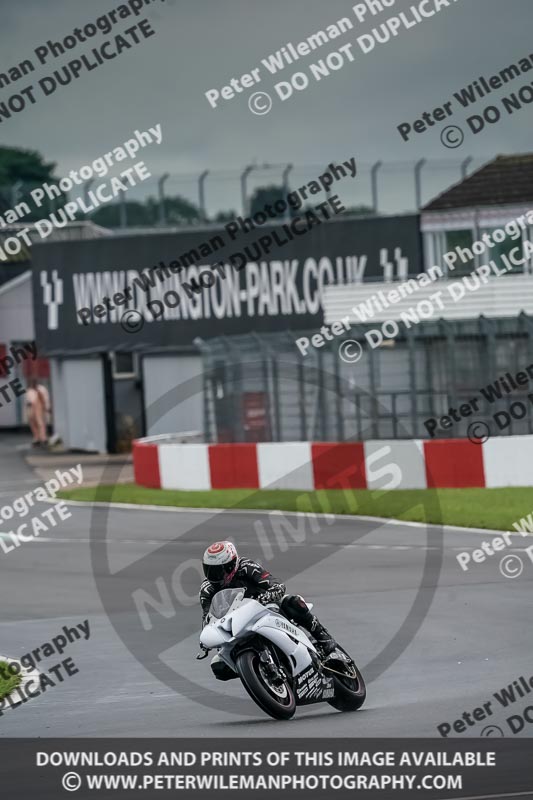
[
  {"xmin": 5, "ymin": 534, "xmax": 526, "ymax": 555},
  {"xmin": 0, "ymin": 480, "xmax": 42, "ymax": 486},
  {"xmin": 49, "ymin": 498, "xmax": 533, "ymax": 540},
  {"xmin": 0, "ymin": 489, "xmax": 41, "ymax": 498}
]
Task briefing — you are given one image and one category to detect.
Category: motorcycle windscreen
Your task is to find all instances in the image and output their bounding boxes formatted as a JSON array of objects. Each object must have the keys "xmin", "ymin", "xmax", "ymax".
[{"xmin": 209, "ymin": 588, "xmax": 244, "ymax": 619}]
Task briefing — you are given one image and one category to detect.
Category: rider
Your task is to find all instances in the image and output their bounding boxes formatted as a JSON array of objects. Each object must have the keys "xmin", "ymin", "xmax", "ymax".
[{"xmin": 199, "ymin": 541, "xmax": 337, "ymax": 655}]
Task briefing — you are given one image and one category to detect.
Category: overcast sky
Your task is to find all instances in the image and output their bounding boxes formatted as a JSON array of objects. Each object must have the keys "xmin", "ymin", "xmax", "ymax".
[{"xmin": 0, "ymin": 0, "xmax": 530, "ymax": 215}]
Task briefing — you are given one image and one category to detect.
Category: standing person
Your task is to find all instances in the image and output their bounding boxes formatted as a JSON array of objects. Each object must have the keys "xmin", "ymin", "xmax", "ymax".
[{"xmin": 26, "ymin": 379, "xmax": 51, "ymax": 448}]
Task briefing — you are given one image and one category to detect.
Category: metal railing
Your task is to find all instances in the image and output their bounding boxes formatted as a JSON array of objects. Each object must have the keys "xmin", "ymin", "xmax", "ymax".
[
  {"xmin": 195, "ymin": 316, "xmax": 533, "ymax": 443},
  {"xmin": 0, "ymin": 155, "xmax": 492, "ymax": 229}
]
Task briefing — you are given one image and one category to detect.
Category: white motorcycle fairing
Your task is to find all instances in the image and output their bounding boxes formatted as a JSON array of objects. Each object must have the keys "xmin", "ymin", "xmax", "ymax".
[
  {"xmin": 251, "ymin": 613, "xmax": 318, "ymax": 676},
  {"xmin": 199, "ymin": 589, "xmax": 335, "ymax": 705}
]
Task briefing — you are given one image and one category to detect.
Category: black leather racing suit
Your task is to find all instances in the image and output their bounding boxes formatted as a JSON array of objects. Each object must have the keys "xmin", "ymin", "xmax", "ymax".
[{"xmin": 199, "ymin": 557, "xmax": 334, "ymax": 650}]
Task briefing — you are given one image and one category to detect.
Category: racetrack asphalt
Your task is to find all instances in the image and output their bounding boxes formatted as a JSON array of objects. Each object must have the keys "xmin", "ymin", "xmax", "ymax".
[{"xmin": 1, "ymin": 433, "xmax": 532, "ymax": 739}]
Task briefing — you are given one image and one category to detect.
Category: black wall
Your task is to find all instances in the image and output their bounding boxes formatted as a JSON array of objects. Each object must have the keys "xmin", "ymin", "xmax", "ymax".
[{"xmin": 32, "ymin": 214, "xmax": 422, "ymax": 353}]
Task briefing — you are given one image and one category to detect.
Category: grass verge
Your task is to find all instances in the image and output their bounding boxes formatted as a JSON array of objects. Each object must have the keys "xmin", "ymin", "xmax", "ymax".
[
  {"xmin": 57, "ymin": 484, "xmax": 533, "ymax": 532},
  {"xmin": 0, "ymin": 660, "xmax": 21, "ymax": 700}
]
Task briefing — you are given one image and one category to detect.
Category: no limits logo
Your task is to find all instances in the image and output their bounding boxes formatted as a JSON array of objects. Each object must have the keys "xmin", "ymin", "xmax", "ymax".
[
  {"xmin": 89, "ymin": 361, "xmax": 445, "ymax": 717},
  {"xmin": 40, "ymin": 270, "xmax": 64, "ymax": 330}
]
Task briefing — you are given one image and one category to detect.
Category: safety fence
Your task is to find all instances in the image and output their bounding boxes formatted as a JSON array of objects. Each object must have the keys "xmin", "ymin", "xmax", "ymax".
[{"xmin": 194, "ymin": 315, "xmax": 533, "ymax": 444}]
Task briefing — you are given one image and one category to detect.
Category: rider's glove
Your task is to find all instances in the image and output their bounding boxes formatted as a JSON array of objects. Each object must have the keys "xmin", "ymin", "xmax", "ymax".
[{"xmin": 257, "ymin": 587, "xmax": 284, "ymax": 605}]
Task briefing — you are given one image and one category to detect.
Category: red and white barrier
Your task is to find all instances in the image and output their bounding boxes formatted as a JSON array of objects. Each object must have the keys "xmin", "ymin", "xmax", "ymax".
[{"xmin": 133, "ymin": 435, "xmax": 533, "ymax": 491}]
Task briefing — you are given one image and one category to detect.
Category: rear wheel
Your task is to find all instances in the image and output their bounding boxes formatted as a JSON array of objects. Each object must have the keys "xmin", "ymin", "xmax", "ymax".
[
  {"xmin": 326, "ymin": 651, "xmax": 366, "ymax": 712},
  {"xmin": 236, "ymin": 649, "xmax": 296, "ymax": 720}
]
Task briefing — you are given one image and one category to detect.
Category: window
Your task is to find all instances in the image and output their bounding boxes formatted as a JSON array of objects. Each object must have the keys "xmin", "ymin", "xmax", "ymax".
[
  {"xmin": 445, "ymin": 230, "xmax": 474, "ymax": 276},
  {"xmin": 111, "ymin": 352, "xmax": 138, "ymax": 379},
  {"xmin": 481, "ymin": 227, "xmax": 523, "ymax": 274}
]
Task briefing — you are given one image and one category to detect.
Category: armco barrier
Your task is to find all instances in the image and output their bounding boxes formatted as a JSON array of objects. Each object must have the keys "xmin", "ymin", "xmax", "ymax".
[{"xmin": 132, "ymin": 435, "xmax": 533, "ymax": 490}]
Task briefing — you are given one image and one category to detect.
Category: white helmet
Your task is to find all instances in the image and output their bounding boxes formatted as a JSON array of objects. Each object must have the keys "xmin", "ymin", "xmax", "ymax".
[{"xmin": 202, "ymin": 541, "xmax": 239, "ymax": 587}]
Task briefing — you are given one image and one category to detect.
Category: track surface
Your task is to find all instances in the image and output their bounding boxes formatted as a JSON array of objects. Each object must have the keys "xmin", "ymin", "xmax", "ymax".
[{"xmin": 1, "ymin": 434, "xmax": 532, "ymax": 739}]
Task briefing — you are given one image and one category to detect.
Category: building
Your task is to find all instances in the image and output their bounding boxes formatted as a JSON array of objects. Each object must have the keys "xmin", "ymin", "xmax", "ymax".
[
  {"xmin": 324, "ymin": 154, "xmax": 533, "ymax": 440},
  {"xmin": 25, "ymin": 156, "xmax": 533, "ymax": 451},
  {"xmin": 31, "ymin": 213, "xmax": 423, "ymax": 451},
  {"xmin": 0, "ymin": 222, "xmax": 109, "ymax": 431}
]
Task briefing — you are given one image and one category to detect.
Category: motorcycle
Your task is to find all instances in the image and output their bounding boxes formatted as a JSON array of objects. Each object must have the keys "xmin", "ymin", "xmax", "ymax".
[{"xmin": 197, "ymin": 587, "xmax": 366, "ymax": 720}]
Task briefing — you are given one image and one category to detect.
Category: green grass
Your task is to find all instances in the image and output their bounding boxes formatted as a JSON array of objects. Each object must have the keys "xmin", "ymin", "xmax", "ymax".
[
  {"xmin": 0, "ymin": 661, "xmax": 21, "ymax": 700},
  {"xmin": 57, "ymin": 484, "xmax": 533, "ymax": 532}
]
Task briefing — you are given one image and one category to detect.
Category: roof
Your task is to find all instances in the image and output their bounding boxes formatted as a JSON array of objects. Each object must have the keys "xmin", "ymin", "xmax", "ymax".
[
  {"xmin": 422, "ymin": 154, "xmax": 533, "ymax": 212},
  {"xmin": 0, "ymin": 220, "xmax": 112, "ymax": 240},
  {"xmin": 0, "ymin": 269, "xmax": 30, "ymax": 296}
]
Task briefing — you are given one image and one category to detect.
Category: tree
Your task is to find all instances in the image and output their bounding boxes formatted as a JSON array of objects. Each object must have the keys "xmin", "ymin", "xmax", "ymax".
[
  {"xmin": 213, "ymin": 209, "xmax": 238, "ymax": 223},
  {"xmin": 0, "ymin": 146, "xmax": 58, "ymax": 218},
  {"xmin": 89, "ymin": 195, "xmax": 204, "ymax": 229},
  {"xmin": 89, "ymin": 201, "xmax": 152, "ymax": 228},
  {"xmin": 250, "ymin": 185, "xmax": 285, "ymax": 217},
  {"xmin": 248, "ymin": 186, "xmax": 375, "ymax": 221},
  {"xmin": 0, "ymin": 146, "xmax": 56, "ymax": 185},
  {"xmin": 146, "ymin": 195, "xmax": 203, "ymax": 226}
]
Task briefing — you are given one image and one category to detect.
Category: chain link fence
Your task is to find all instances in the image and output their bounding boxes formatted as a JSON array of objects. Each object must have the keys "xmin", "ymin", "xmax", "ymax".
[{"xmin": 196, "ymin": 314, "xmax": 533, "ymax": 443}]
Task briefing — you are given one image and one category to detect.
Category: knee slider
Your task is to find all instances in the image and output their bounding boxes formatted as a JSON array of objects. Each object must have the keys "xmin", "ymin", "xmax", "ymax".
[{"xmin": 281, "ymin": 594, "xmax": 311, "ymax": 622}]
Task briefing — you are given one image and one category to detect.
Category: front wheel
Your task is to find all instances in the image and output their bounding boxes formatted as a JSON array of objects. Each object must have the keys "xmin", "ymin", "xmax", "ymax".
[
  {"xmin": 326, "ymin": 651, "xmax": 366, "ymax": 712},
  {"xmin": 236, "ymin": 650, "xmax": 296, "ymax": 720}
]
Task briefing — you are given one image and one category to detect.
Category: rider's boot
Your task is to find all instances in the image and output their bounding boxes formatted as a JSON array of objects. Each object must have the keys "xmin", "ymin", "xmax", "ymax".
[
  {"xmin": 281, "ymin": 595, "xmax": 338, "ymax": 656},
  {"xmin": 309, "ymin": 617, "xmax": 337, "ymax": 656}
]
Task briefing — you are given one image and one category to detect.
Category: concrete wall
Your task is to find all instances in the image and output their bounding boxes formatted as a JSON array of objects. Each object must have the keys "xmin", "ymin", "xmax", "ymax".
[
  {"xmin": 143, "ymin": 354, "xmax": 204, "ymax": 437},
  {"xmin": 0, "ymin": 273, "xmax": 34, "ymax": 428},
  {"xmin": 0, "ymin": 273, "xmax": 34, "ymax": 343},
  {"xmin": 50, "ymin": 357, "xmax": 107, "ymax": 452},
  {"xmin": 134, "ymin": 435, "xmax": 533, "ymax": 490}
]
